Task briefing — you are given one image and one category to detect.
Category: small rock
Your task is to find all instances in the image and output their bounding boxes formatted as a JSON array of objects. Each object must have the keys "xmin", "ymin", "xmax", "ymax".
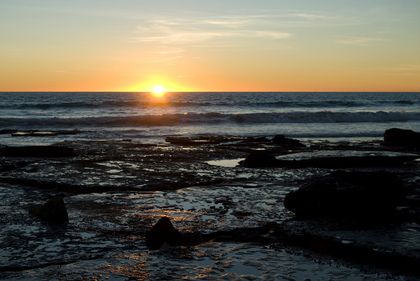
[
  {"xmin": 29, "ymin": 196, "xmax": 69, "ymax": 224},
  {"xmin": 145, "ymin": 216, "xmax": 184, "ymax": 250},
  {"xmin": 272, "ymin": 135, "xmax": 305, "ymax": 147}
]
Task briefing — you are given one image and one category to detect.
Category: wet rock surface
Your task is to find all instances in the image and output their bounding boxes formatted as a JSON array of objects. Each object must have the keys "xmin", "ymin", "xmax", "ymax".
[{"xmin": 1, "ymin": 133, "xmax": 420, "ymax": 280}]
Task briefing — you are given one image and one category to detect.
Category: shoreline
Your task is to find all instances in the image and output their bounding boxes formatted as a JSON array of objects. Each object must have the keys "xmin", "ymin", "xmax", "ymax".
[{"xmin": 1, "ymin": 133, "xmax": 420, "ymax": 280}]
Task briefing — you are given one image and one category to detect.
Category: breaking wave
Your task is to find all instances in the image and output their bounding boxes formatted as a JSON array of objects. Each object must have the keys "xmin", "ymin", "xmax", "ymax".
[
  {"xmin": 3, "ymin": 99, "xmax": 416, "ymax": 111},
  {"xmin": 1, "ymin": 111, "xmax": 419, "ymax": 129}
]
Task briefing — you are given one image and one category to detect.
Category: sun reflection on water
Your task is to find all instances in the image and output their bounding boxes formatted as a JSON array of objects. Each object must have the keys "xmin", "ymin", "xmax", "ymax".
[{"xmin": 103, "ymin": 253, "xmax": 151, "ymax": 280}]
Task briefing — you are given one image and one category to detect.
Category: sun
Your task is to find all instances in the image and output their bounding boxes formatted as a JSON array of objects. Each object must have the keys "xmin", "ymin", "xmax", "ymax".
[{"xmin": 152, "ymin": 86, "xmax": 165, "ymax": 96}]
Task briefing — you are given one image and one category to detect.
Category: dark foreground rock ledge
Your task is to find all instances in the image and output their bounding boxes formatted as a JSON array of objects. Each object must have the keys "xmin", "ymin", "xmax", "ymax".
[
  {"xmin": 145, "ymin": 216, "xmax": 420, "ymax": 276},
  {"xmin": 0, "ymin": 145, "xmax": 76, "ymax": 158},
  {"xmin": 284, "ymin": 170, "xmax": 405, "ymax": 220}
]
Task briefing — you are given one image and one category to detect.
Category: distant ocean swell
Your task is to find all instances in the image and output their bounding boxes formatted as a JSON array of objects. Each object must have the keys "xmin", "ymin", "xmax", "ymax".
[
  {"xmin": 1, "ymin": 99, "xmax": 416, "ymax": 110},
  {"xmin": 1, "ymin": 111, "xmax": 419, "ymax": 129}
]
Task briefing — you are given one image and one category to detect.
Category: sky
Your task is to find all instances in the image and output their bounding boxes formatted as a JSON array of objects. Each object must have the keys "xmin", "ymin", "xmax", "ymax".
[{"xmin": 1, "ymin": 0, "xmax": 419, "ymax": 92}]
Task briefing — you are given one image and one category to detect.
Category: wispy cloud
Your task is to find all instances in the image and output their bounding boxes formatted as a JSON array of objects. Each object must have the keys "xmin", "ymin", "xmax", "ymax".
[
  {"xmin": 157, "ymin": 49, "xmax": 185, "ymax": 55},
  {"xmin": 292, "ymin": 13, "xmax": 334, "ymax": 20},
  {"xmin": 132, "ymin": 12, "xmax": 302, "ymax": 45},
  {"xmin": 153, "ymin": 56, "xmax": 184, "ymax": 63},
  {"xmin": 130, "ymin": 9, "xmax": 361, "ymax": 47},
  {"xmin": 335, "ymin": 36, "xmax": 387, "ymax": 46},
  {"xmin": 248, "ymin": 30, "xmax": 291, "ymax": 39}
]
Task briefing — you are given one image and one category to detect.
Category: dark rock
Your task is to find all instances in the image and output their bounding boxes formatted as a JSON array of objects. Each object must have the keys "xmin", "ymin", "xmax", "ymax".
[
  {"xmin": 383, "ymin": 128, "xmax": 420, "ymax": 148},
  {"xmin": 0, "ymin": 129, "xmax": 18, "ymax": 135},
  {"xmin": 29, "ymin": 196, "xmax": 69, "ymax": 224},
  {"xmin": 165, "ymin": 136, "xmax": 243, "ymax": 145},
  {"xmin": 240, "ymin": 151, "xmax": 280, "ymax": 168},
  {"xmin": 284, "ymin": 171, "xmax": 405, "ymax": 219},
  {"xmin": 243, "ymin": 137, "xmax": 270, "ymax": 143},
  {"xmin": 181, "ymin": 231, "xmax": 205, "ymax": 246},
  {"xmin": 145, "ymin": 217, "xmax": 205, "ymax": 249},
  {"xmin": 0, "ymin": 145, "xmax": 76, "ymax": 157},
  {"xmin": 145, "ymin": 216, "xmax": 184, "ymax": 249},
  {"xmin": 272, "ymin": 135, "xmax": 305, "ymax": 147}
]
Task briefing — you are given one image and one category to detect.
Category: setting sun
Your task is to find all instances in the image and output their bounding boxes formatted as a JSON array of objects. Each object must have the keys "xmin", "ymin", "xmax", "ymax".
[{"xmin": 152, "ymin": 86, "xmax": 165, "ymax": 96}]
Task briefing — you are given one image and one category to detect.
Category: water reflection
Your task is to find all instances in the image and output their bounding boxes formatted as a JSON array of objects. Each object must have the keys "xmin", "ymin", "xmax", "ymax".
[
  {"xmin": 105, "ymin": 253, "xmax": 151, "ymax": 280},
  {"xmin": 206, "ymin": 158, "xmax": 242, "ymax": 167}
]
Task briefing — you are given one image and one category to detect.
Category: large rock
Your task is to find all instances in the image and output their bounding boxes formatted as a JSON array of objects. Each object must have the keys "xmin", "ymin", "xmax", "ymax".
[
  {"xmin": 240, "ymin": 151, "xmax": 280, "ymax": 168},
  {"xmin": 383, "ymin": 128, "xmax": 420, "ymax": 148},
  {"xmin": 29, "ymin": 196, "xmax": 69, "ymax": 224},
  {"xmin": 284, "ymin": 171, "xmax": 404, "ymax": 219}
]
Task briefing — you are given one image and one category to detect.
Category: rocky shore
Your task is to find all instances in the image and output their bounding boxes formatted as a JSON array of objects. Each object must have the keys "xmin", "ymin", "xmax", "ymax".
[{"xmin": 1, "ymin": 128, "xmax": 420, "ymax": 280}]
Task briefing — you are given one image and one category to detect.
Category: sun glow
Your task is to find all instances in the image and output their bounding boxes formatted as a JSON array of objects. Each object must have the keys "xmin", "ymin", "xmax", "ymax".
[
  {"xmin": 152, "ymin": 86, "xmax": 165, "ymax": 96},
  {"xmin": 123, "ymin": 78, "xmax": 192, "ymax": 93}
]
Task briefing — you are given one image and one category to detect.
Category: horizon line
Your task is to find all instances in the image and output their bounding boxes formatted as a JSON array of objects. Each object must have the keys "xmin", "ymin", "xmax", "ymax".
[{"xmin": 1, "ymin": 90, "xmax": 420, "ymax": 93}]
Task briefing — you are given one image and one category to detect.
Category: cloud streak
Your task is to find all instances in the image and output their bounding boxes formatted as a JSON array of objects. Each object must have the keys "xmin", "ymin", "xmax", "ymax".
[
  {"xmin": 153, "ymin": 56, "xmax": 184, "ymax": 63},
  {"xmin": 335, "ymin": 37, "xmax": 387, "ymax": 46},
  {"xmin": 132, "ymin": 12, "xmax": 305, "ymax": 45}
]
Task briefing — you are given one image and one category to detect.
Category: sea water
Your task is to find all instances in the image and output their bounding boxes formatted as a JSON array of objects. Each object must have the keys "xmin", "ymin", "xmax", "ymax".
[
  {"xmin": 2, "ymin": 92, "xmax": 420, "ymax": 280},
  {"xmin": 1, "ymin": 92, "xmax": 420, "ymax": 145}
]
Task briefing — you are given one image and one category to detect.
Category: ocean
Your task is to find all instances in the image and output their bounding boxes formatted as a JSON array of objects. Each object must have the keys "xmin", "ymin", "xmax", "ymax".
[
  {"xmin": 2, "ymin": 92, "xmax": 420, "ymax": 280},
  {"xmin": 1, "ymin": 92, "xmax": 420, "ymax": 146}
]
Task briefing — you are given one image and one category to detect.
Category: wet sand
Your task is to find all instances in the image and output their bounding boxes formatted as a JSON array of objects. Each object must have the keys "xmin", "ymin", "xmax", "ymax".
[{"xmin": 1, "ymin": 136, "xmax": 420, "ymax": 280}]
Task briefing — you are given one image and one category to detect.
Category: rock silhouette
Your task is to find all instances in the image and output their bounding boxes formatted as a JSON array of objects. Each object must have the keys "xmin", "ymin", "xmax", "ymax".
[
  {"xmin": 240, "ymin": 151, "xmax": 280, "ymax": 168},
  {"xmin": 29, "ymin": 196, "xmax": 69, "ymax": 224},
  {"xmin": 145, "ymin": 217, "xmax": 184, "ymax": 249},
  {"xmin": 284, "ymin": 171, "xmax": 404, "ymax": 219},
  {"xmin": 383, "ymin": 128, "xmax": 420, "ymax": 148}
]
